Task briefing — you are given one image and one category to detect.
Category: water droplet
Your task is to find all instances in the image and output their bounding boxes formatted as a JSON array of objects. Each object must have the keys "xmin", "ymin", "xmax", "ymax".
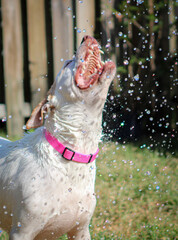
[
  {"xmin": 105, "ymin": 43, "xmax": 110, "ymax": 48},
  {"xmin": 149, "ymin": 117, "xmax": 153, "ymax": 121},
  {"xmin": 103, "ymin": 122, "xmax": 107, "ymax": 127},
  {"xmin": 112, "ymin": 114, "xmax": 116, "ymax": 119},
  {"xmin": 134, "ymin": 74, "xmax": 139, "ymax": 81},
  {"xmin": 155, "ymin": 19, "xmax": 158, "ymax": 23},
  {"xmin": 2, "ymin": 117, "xmax": 7, "ymax": 122},
  {"xmin": 120, "ymin": 122, "xmax": 125, "ymax": 126},
  {"xmin": 123, "ymin": 60, "xmax": 129, "ymax": 65},
  {"xmin": 77, "ymin": 28, "xmax": 81, "ymax": 33},
  {"xmin": 90, "ymin": 166, "xmax": 94, "ymax": 170},
  {"xmin": 17, "ymin": 222, "xmax": 21, "ymax": 227}
]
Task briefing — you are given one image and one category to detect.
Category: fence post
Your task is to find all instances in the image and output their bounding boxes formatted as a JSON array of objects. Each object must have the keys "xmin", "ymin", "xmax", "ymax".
[
  {"xmin": 100, "ymin": 0, "xmax": 117, "ymax": 88},
  {"xmin": 76, "ymin": 0, "xmax": 95, "ymax": 46},
  {"xmin": 27, "ymin": 0, "xmax": 47, "ymax": 109},
  {"xmin": 51, "ymin": 0, "xmax": 73, "ymax": 79},
  {"xmin": 1, "ymin": 0, "xmax": 24, "ymax": 137}
]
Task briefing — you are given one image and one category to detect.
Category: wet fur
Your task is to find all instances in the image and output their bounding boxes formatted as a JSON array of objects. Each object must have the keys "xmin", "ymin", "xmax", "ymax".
[{"xmin": 0, "ymin": 36, "xmax": 116, "ymax": 240}]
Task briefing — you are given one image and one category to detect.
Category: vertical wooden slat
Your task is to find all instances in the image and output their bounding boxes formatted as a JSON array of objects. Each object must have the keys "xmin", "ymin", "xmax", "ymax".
[
  {"xmin": 27, "ymin": 0, "xmax": 47, "ymax": 108},
  {"xmin": 169, "ymin": 0, "xmax": 177, "ymax": 129},
  {"xmin": 100, "ymin": 0, "xmax": 115, "ymax": 51},
  {"xmin": 51, "ymin": 0, "xmax": 73, "ymax": 78},
  {"xmin": 1, "ymin": 0, "xmax": 24, "ymax": 137},
  {"xmin": 100, "ymin": 0, "xmax": 116, "ymax": 86},
  {"xmin": 0, "ymin": 0, "xmax": 5, "ymax": 104},
  {"xmin": 169, "ymin": 0, "xmax": 176, "ymax": 54},
  {"xmin": 76, "ymin": 0, "xmax": 95, "ymax": 46}
]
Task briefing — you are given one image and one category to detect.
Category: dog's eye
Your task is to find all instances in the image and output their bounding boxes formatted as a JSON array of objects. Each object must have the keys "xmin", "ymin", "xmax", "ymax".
[
  {"xmin": 64, "ymin": 60, "xmax": 72, "ymax": 68},
  {"xmin": 80, "ymin": 37, "xmax": 85, "ymax": 44}
]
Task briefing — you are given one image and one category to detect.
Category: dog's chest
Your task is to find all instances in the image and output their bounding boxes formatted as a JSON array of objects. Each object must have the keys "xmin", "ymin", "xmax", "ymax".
[
  {"xmin": 42, "ymin": 190, "xmax": 96, "ymax": 233},
  {"xmin": 32, "ymin": 163, "xmax": 96, "ymax": 238}
]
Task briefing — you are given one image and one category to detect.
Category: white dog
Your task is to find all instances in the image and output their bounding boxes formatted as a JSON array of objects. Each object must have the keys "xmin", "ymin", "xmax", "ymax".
[{"xmin": 0, "ymin": 35, "xmax": 116, "ymax": 240}]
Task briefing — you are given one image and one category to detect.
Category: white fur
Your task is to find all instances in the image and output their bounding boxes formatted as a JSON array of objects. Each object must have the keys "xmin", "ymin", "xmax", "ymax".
[{"xmin": 0, "ymin": 45, "xmax": 115, "ymax": 239}]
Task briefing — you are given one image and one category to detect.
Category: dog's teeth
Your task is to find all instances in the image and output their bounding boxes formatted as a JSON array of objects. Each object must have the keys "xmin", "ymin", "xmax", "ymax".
[
  {"xmin": 88, "ymin": 49, "xmax": 93, "ymax": 54},
  {"xmin": 82, "ymin": 66, "xmax": 86, "ymax": 73},
  {"xmin": 97, "ymin": 62, "xmax": 101, "ymax": 68},
  {"xmin": 99, "ymin": 50, "xmax": 104, "ymax": 54}
]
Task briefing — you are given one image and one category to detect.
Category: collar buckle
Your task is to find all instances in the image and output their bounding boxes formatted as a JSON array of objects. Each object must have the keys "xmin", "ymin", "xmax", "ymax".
[
  {"xmin": 88, "ymin": 154, "xmax": 93, "ymax": 163},
  {"xmin": 62, "ymin": 147, "xmax": 75, "ymax": 161}
]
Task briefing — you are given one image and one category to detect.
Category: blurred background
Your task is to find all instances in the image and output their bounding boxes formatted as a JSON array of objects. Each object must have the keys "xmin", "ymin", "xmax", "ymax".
[{"xmin": 0, "ymin": 0, "xmax": 177, "ymax": 154}]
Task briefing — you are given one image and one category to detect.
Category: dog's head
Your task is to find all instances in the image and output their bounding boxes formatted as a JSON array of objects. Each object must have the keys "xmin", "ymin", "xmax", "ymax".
[{"xmin": 26, "ymin": 35, "xmax": 116, "ymax": 130}]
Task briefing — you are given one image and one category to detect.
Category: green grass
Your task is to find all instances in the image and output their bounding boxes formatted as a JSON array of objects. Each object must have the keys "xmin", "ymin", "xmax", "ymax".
[
  {"xmin": 0, "ymin": 131, "xmax": 21, "ymax": 141},
  {"xmin": 89, "ymin": 142, "xmax": 177, "ymax": 239},
  {"xmin": 0, "ymin": 141, "xmax": 177, "ymax": 239}
]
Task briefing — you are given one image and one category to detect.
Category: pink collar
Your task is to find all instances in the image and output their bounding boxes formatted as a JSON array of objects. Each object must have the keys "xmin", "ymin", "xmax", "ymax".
[{"xmin": 45, "ymin": 130, "xmax": 99, "ymax": 163}]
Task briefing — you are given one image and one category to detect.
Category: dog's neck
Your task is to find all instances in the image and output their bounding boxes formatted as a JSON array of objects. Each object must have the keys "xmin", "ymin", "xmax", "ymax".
[{"xmin": 44, "ymin": 103, "xmax": 103, "ymax": 155}]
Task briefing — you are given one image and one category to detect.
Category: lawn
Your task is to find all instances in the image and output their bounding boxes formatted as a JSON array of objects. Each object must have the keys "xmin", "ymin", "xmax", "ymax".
[
  {"xmin": 89, "ymin": 142, "xmax": 177, "ymax": 239},
  {"xmin": 0, "ymin": 141, "xmax": 177, "ymax": 239}
]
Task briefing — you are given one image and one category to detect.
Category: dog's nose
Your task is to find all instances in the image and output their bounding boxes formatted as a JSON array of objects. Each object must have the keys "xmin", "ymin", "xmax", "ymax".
[
  {"xmin": 81, "ymin": 35, "xmax": 98, "ymax": 45},
  {"xmin": 81, "ymin": 35, "xmax": 89, "ymax": 44}
]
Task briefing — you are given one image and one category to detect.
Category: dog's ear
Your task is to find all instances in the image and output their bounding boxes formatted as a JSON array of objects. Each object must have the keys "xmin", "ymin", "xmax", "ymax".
[
  {"xmin": 26, "ymin": 82, "xmax": 56, "ymax": 130},
  {"xmin": 26, "ymin": 98, "xmax": 49, "ymax": 130}
]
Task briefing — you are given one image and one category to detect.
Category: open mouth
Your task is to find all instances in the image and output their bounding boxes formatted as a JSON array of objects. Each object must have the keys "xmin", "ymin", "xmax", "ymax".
[{"xmin": 75, "ymin": 36, "xmax": 109, "ymax": 89}]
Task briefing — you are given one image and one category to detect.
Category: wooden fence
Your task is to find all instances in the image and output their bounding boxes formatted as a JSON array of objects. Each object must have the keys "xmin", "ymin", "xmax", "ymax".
[
  {"xmin": 1, "ymin": 0, "xmax": 177, "ymax": 140},
  {"xmin": 0, "ymin": 0, "xmax": 97, "ymax": 137}
]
